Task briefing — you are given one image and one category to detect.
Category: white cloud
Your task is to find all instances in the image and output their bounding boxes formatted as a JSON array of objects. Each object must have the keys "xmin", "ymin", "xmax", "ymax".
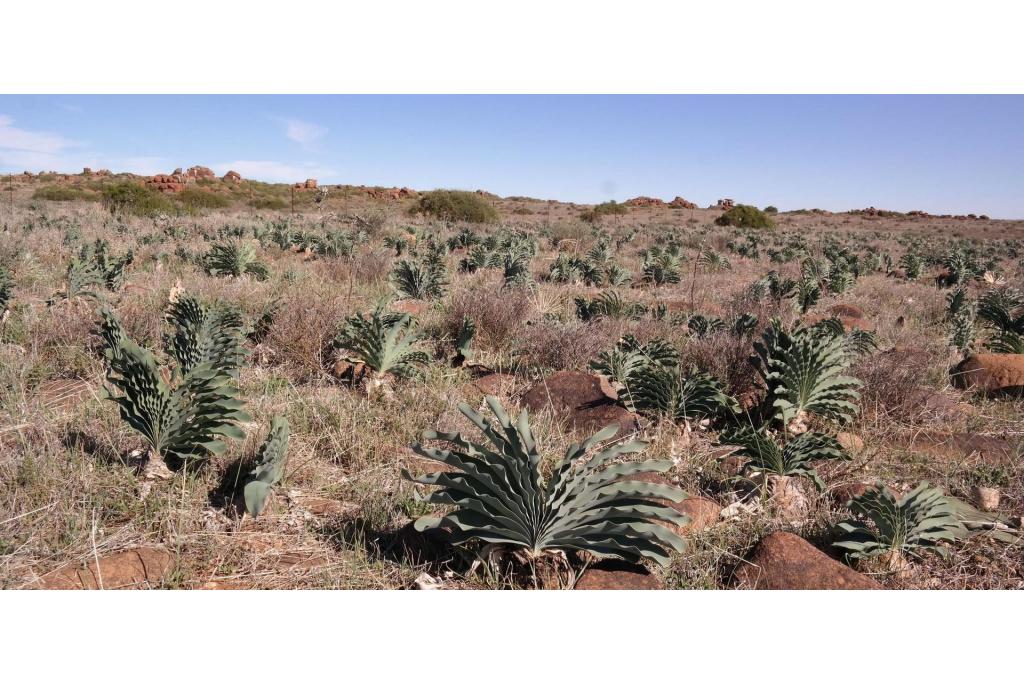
[
  {"xmin": 279, "ymin": 117, "xmax": 328, "ymax": 148},
  {"xmin": 0, "ymin": 115, "xmax": 80, "ymax": 156},
  {"xmin": 212, "ymin": 160, "xmax": 336, "ymax": 183}
]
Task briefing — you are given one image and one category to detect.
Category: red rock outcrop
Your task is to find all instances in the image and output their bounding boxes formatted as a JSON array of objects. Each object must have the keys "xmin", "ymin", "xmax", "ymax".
[
  {"xmin": 625, "ymin": 196, "xmax": 666, "ymax": 207},
  {"xmin": 223, "ymin": 170, "xmax": 242, "ymax": 183},
  {"xmin": 185, "ymin": 165, "xmax": 216, "ymax": 181},
  {"xmin": 668, "ymin": 196, "xmax": 697, "ymax": 209}
]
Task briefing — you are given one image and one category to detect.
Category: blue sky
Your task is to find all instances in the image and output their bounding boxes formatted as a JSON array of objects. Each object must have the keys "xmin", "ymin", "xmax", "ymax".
[{"xmin": 1, "ymin": 95, "xmax": 1022, "ymax": 217}]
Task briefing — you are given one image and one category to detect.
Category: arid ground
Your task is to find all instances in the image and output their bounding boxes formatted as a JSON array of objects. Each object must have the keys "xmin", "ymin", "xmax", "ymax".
[{"xmin": 1, "ymin": 169, "xmax": 1022, "ymax": 590}]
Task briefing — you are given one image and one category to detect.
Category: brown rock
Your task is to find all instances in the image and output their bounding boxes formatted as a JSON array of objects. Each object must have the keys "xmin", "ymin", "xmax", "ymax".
[
  {"xmin": 734, "ymin": 532, "xmax": 881, "ymax": 590},
  {"xmin": 951, "ymin": 354, "xmax": 1024, "ymax": 396},
  {"xmin": 471, "ymin": 372, "xmax": 516, "ymax": 397},
  {"xmin": 895, "ymin": 430, "xmax": 1016, "ymax": 466},
  {"xmin": 575, "ymin": 560, "xmax": 662, "ymax": 590},
  {"xmin": 675, "ymin": 497, "xmax": 722, "ymax": 534},
  {"xmin": 522, "ymin": 371, "xmax": 640, "ymax": 435},
  {"xmin": 185, "ymin": 165, "xmax": 216, "ymax": 180},
  {"xmin": 830, "ymin": 482, "xmax": 872, "ymax": 505},
  {"xmin": 223, "ymin": 170, "xmax": 242, "ymax": 183},
  {"xmin": 624, "ymin": 196, "xmax": 666, "ymax": 207},
  {"xmin": 971, "ymin": 486, "xmax": 1000, "ymax": 512},
  {"xmin": 668, "ymin": 196, "xmax": 697, "ymax": 209},
  {"xmin": 836, "ymin": 431, "xmax": 865, "ymax": 454},
  {"xmin": 829, "ymin": 303, "xmax": 866, "ymax": 320},
  {"xmin": 716, "ymin": 198, "xmax": 735, "ymax": 210},
  {"xmin": 36, "ymin": 547, "xmax": 175, "ymax": 589},
  {"xmin": 391, "ymin": 299, "xmax": 427, "ymax": 317}
]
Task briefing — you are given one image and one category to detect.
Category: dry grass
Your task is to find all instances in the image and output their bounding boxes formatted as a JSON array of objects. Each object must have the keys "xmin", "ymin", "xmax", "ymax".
[{"xmin": 1, "ymin": 196, "xmax": 1022, "ymax": 590}]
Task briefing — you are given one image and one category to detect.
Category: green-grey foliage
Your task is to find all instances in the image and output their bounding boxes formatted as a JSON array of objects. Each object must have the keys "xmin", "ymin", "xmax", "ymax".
[
  {"xmin": 98, "ymin": 307, "xmax": 250, "ymax": 465},
  {"xmin": 719, "ymin": 425, "xmax": 848, "ymax": 490},
  {"xmin": 404, "ymin": 397, "xmax": 688, "ymax": 567},
  {"xmin": 627, "ymin": 364, "xmax": 738, "ymax": 424},
  {"xmin": 589, "ymin": 335, "xmax": 678, "ymax": 389},
  {"xmin": 574, "ymin": 290, "xmax": 646, "ymax": 322},
  {"xmin": 834, "ymin": 482, "xmax": 968, "ymax": 561},
  {"xmin": 752, "ymin": 320, "xmax": 862, "ymax": 427},
  {"xmin": 244, "ymin": 416, "xmax": 291, "ymax": 517},
  {"xmin": 0, "ymin": 265, "xmax": 13, "ymax": 318},
  {"xmin": 977, "ymin": 287, "xmax": 1024, "ymax": 353},
  {"xmin": 641, "ymin": 246, "xmax": 682, "ymax": 285},
  {"xmin": 206, "ymin": 240, "xmax": 270, "ymax": 281},
  {"xmin": 391, "ymin": 256, "xmax": 448, "ymax": 300},
  {"xmin": 164, "ymin": 294, "xmax": 246, "ymax": 378},
  {"xmin": 334, "ymin": 307, "xmax": 429, "ymax": 378}
]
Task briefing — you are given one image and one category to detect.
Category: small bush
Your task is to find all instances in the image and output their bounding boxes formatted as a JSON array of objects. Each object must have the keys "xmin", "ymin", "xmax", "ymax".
[
  {"xmin": 715, "ymin": 204, "xmax": 774, "ymax": 229},
  {"xmin": 580, "ymin": 200, "xmax": 628, "ymax": 223},
  {"xmin": 764, "ymin": 205, "xmax": 778, "ymax": 214},
  {"xmin": 412, "ymin": 190, "xmax": 498, "ymax": 223},
  {"xmin": 253, "ymin": 197, "xmax": 287, "ymax": 210},
  {"xmin": 177, "ymin": 188, "xmax": 231, "ymax": 211},
  {"xmin": 101, "ymin": 182, "xmax": 174, "ymax": 216},
  {"xmin": 32, "ymin": 185, "xmax": 97, "ymax": 202}
]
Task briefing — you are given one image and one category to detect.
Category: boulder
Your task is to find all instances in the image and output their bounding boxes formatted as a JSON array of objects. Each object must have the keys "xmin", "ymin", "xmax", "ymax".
[
  {"xmin": 36, "ymin": 547, "xmax": 175, "ymax": 589},
  {"xmin": 733, "ymin": 532, "xmax": 881, "ymax": 589},
  {"xmin": 575, "ymin": 560, "xmax": 662, "ymax": 590},
  {"xmin": 896, "ymin": 430, "xmax": 1016, "ymax": 466},
  {"xmin": 185, "ymin": 165, "xmax": 216, "ymax": 180},
  {"xmin": 222, "ymin": 170, "xmax": 242, "ymax": 183},
  {"xmin": 951, "ymin": 354, "xmax": 1024, "ymax": 396},
  {"xmin": 715, "ymin": 198, "xmax": 735, "ymax": 210},
  {"xmin": 522, "ymin": 371, "xmax": 640, "ymax": 435}
]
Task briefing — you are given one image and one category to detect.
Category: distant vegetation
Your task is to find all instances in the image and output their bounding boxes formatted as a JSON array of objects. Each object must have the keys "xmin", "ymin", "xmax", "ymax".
[
  {"xmin": 100, "ymin": 182, "xmax": 175, "ymax": 216},
  {"xmin": 412, "ymin": 190, "xmax": 499, "ymax": 223},
  {"xmin": 715, "ymin": 204, "xmax": 774, "ymax": 229},
  {"xmin": 178, "ymin": 188, "xmax": 232, "ymax": 212},
  {"xmin": 580, "ymin": 200, "xmax": 628, "ymax": 223},
  {"xmin": 32, "ymin": 185, "xmax": 98, "ymax": 202}
]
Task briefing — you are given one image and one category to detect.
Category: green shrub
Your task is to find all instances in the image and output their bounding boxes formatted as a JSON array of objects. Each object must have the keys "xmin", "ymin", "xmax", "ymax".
[
  {"xmin": 177, "ymin": 188, "xmax": 232, "ymax": 211},
  {"xmin": 412, "ymin": 190, "xmax": 498, "ymax": 223},
  {"xmin": 764, "ymin": 205, "xmax": 778, "ymax": 214},
  {"xmin": 101, "ymin": 182, "xmax": 174, "ymax": 216},
  {"xmin": 715, "ymin": 204, "xmax": 774, "ymax": 229},
  {"xmin": 579, "ymin": 200, "xmax": 628, "ymax": 223},
  {"xmin": 253, "ymin": 197, "xmax": 287, "ymax": 210},
  {"xmin": 32, "ymin": 185, "xmax": 97, "ymax": 202}
]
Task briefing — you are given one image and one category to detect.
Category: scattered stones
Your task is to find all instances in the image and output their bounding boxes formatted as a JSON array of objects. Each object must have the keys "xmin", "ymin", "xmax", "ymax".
[
  {"xmin": 951, "ymin": 354, "xmax": 1024, "ymax": 397},
  {"xmin": 521, "ymin": 371, "xmax": 640, "ymax": 435},
  {"xmin": 575, "ymin": 560, "xmax": 662, "ymax": 590},
  {"xmin": 733, "ymin": 532, "xmax": 882, "ymax": 590},
  {"xmin": 35, "ymin": 547, "xmax": 175, "ymax": 589},
  {"xmin": 972, "ymin": 486, "xmax": 1001, "ymax": 512}
]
